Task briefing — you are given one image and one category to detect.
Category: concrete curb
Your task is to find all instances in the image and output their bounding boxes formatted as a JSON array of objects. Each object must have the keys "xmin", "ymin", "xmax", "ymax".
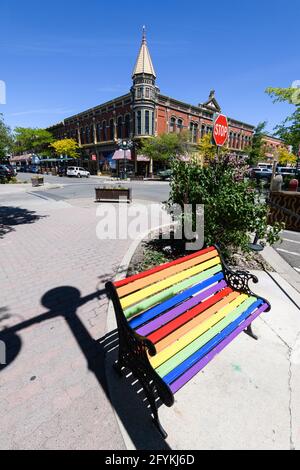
[{"xmin": 261, "ymin": 245, "xmax": 300, "ymax": 294}]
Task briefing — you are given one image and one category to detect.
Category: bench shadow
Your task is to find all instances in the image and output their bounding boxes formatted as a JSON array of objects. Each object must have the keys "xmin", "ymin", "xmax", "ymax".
[
  {"xmin": 0, "ymin": 206, "xmax": 46, "ymax": 238},
  {"xmin": 0, "ymin": 285, "xmax": 171, "ymax": 450}
]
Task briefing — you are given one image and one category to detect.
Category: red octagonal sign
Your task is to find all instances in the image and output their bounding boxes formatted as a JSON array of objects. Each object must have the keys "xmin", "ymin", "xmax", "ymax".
[{"xmin": 213, "ymin": 114, "xmax": 228, "ymax": 147}]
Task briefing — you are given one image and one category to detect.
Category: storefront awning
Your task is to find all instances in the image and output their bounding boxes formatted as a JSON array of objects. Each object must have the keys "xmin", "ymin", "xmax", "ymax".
[
  {"xmin": 137, "ymin": 154, "xmax": 150, "ymax": 162},
  {"xmin": 10, "ymin": 154, "xmax": 33, "ymax": 163},
  {"xmin": 112, "ymin": 150, "xmax": 132, "ymax": 161}
]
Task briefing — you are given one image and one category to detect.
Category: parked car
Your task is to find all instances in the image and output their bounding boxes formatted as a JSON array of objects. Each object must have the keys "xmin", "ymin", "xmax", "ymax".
[
  {"xmin": 4, "ymin": 164, "xmax": 17, "ymax": 176},
  {"xmin": 250, "ymin": 168, "xmax": 273, "ymax": 180},
  {"xmin": 276, "ymin": 167, "xmax": 297, "ymax": 177},
  {"xmin": 57, "ymin": 167, "xmax": 67, "ymax": 177},
  {"xmin": 67, "ymin": 166, "xmax": 90, "ymax": 178},
  {"xmin": 0, "ymin": 164, "xmax": 14, "ymax": 179},
  {"xmin": 157, "ymin": 169, "xmax": 173, "ymax": 180}
]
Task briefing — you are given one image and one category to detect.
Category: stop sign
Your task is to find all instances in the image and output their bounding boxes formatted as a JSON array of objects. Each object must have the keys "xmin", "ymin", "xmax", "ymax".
[{"xmin": 213, "ymin": 114, "xmax": 228, "ymax": 147}]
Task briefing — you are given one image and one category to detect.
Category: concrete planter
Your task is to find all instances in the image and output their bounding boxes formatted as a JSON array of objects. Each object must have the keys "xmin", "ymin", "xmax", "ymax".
[
  {"xmin": 31, "ymin": 177, "xmax": 44, "ymax": 187},
  {"xmin": 95, "ymin": 187, "xmax": 132, "ymax": 203},
  {"xmin": 268, "ymin": 191, "xmax": 300, "ymax": 232}
]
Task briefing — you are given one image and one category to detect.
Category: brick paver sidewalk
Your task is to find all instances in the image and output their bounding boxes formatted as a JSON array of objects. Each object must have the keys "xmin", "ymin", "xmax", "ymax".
[{"xmin": 0, "ymin": 196, "xmax": 132, "ymax": 449}]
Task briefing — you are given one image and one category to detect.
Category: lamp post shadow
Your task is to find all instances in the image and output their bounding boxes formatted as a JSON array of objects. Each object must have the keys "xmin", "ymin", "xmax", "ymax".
[{"xmin": 0, "ymin": 286, "xmax": 171, "ymax": 450}]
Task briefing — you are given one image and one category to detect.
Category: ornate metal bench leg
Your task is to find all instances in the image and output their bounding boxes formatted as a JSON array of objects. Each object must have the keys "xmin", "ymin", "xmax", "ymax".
[
  {"xmin": 141, "ymin": 379, "xmax": 168, "ymax": 439},
  {"xmin": 244, "ymin": 323, "xmax": 258, "ymax": 341},
  {"xmin": 113, "ymin": 360, "xmax": 124, "ymax": 377}
]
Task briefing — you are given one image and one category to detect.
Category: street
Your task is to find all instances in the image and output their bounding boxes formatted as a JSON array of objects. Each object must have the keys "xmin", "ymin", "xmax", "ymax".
[
  {"xmin": 274, "ymin": 230, "xmax": 300, "ymax": 273},
  {"xmin": 15, "ymin": 173, "xmax": 171, "ymax": 204}
]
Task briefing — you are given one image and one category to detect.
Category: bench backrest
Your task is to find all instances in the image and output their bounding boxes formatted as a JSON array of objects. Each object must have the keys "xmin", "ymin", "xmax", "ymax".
[{"xmin": 114, "ymin": 246, "xmax": 223, "ymax": 321}]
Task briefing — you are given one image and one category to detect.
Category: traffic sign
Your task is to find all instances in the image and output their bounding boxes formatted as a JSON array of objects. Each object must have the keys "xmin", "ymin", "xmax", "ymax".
[{"xmin": 213, "ymin": 114, "xmax": 228, "ymax": 147}]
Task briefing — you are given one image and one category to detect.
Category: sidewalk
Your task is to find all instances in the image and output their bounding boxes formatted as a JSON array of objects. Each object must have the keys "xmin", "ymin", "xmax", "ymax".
[{"xmin": 0, "ymin": 194, "xmax": 132, "ymax": 449}]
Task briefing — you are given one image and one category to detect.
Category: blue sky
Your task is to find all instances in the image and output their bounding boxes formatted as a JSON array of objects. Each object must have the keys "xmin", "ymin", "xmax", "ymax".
[{"xmin": 1, "ymin": 0, "xmax": 299, "ymax": 133}]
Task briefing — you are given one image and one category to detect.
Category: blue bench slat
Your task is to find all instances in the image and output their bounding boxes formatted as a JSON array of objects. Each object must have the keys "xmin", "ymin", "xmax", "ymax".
[
  {"xmin": 163, "ymin": 299, "xmax": 264, "ymax": 385},
  {"xmin": 129, "ymin": 272, "xmax": 224, "ymax": 330}
]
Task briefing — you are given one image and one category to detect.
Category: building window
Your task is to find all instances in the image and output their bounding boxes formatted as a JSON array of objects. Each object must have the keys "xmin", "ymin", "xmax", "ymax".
[
  {"xmin": 137, "ymin": 88, "xmax": 142, "ymax": 99},
  {"xmin": 152, "ymin": 111, "xmax": 155, "ymax": 135},
  {"xmin": 145, "ymin": 88, "xmax": 150, "ymax": 99},
  {"xmin": 109, "ymin": 119, "xmax": 114, "ymax": 140},
  {"xmin": 90, "ymin": 125, "xmax": 94, "ymax": 143},
  {"xmin": 190, "ymin": 122, "xmax": 198, "ymax": 143},
  {"xmin": 124, "ymin": 115, "xmax": 130, "ymax": 138},
  {"xmin": 177, "ymin": 119, "xmax": 183, "ymax": 132},
  {"xmin": 170, "ymin": 117, "xmax": 176, "ymax": 133},
  {"xmin": 102, "ymin": 121, "xmax": 107, "ymax": 141},
  {"xmin": 80, "ymin": 128, "xmax": 84, "ymax": 144},
  {"xmin": 117, "ymin": 116, "xmax": 123, "ymax": 139},
  {"xmin": 86, "ymin": 126, "xmax": 90, "ymax": 144},
  {"xmin": 145, "ymin": 110, "xmax": 150, "ymax": 135},
  {"xmin": 201, "ymin": 125, "xmax": 205, "ymax": 138},
  {"xmin": 96, "ymin": 123, "xmax": 101, "ymax": 142},
  {"xmin": 136, "ymin": 111, "xmax": 142, "ymax": 135}
]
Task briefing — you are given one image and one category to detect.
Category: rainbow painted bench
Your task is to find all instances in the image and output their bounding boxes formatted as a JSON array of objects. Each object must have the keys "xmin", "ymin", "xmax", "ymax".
[{"xmin": 106, "ymin": 245, "xmax": 271, "ymax": 438}]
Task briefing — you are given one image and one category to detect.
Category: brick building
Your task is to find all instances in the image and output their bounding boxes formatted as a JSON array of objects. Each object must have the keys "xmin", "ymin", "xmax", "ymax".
[{"xmin": 48, "ymin": 29, "xmax": 258, "ymax": 175}]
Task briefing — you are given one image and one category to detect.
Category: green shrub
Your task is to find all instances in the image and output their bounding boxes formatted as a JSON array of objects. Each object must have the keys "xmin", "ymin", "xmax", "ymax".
[{"xmin": 168, "ymin": 154, "xmax": 283, "ymax": 257}]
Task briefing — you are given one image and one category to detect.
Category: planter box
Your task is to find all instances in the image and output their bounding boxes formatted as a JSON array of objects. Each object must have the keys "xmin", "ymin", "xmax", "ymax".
[
  {"xmin": 268, "ymin": 191, "xmax": 300, "ymax": 232},
  {"xmin": 95, "ymin": 187, "xmax": 132, "ymax": 203}
]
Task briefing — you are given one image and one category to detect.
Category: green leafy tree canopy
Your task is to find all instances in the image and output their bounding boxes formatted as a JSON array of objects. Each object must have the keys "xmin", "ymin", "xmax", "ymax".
[
  {"xmin": 0, "ymin": 113, "xmax": 13, "ymax": 160},
  {"xmin": 13, "ymin": 127, "xmax": 54, "ymax": 154}
]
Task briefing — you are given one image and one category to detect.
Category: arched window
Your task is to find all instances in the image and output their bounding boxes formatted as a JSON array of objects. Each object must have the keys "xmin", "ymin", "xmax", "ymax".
[
  {"xmin": 96, "ymin": 123, "xmax": 101, "ymax": 142},
  {"xmin": 117, "ymin": 116, "xmax": 123, "ymax": 139},
  {"xmin": 177, "ymin": 119, "xmax": 183, "ymax": 132},
  {"xmin": 136, "ymin": 111, "xmax": 142, "ymax": 135},
  {"xmin": 86, "ymin": 127, "xmax": 90, "ymax": 144},
  {"xmin": 80, "ymin": 127, "xmax": 84, "ymax": 144},
  {"xmin": 109, "ymin": 119, "xmax": 114, "ymax": 140},
  {"xmin": 145, "ymin": 110, "xmax": 150, "ymax": 135},
  {"xmin": 90, "ymin": 125, "xmax": 94, "ymax": 143},
  {"xmin": 102, "ymin": 121, "xmax": 107, "ymax": 141},
  {"xmin": 170, "ymin": 117, "xmax": 176, "ymax": 133},
  {"xmin": 190, "ymin": 122, "xmax": 198, "ymax": 143},
  {"xmin": 124, "ymin": 115, "xmax": 130, "ymax": 138}
]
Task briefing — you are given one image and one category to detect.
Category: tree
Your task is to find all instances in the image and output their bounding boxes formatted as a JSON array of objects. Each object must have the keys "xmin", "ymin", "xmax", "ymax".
[
  {"xmin": 195, "ymin": 134, "xmax": 216, "ymax": 164},
  {"xmin": 13, "ymin": 127, "xmax": 54, "ymax": 154},
  {"xmin": 0, "ymin": 114, "xmax": 13, "ymax": 160},
  {"xmin": 168, "ymin": 154, "xmax": 282, "ymax": 257},
  {"xmin": 277, "ymin": 147, "xmax": 297, "ymax": 166},
  {"xmin": 266, "ymin": 86, "xmax": 300, "ymax": 154},
  {"xmin": 245, "ymin": 122, "xmax": 267, "ymax": 166},
  {"xmin": 140, "ymin": 132, "xmax": 190, "ymax": 163},
  {"xmin": 50, "ymin": 139, "xmax": 79, "ymax": 159}
]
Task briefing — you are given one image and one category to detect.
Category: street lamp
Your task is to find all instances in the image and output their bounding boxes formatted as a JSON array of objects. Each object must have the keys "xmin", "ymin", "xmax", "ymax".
[{"xmin": 117, "ymin": 139, "xmax": 134, "ymax": 179}]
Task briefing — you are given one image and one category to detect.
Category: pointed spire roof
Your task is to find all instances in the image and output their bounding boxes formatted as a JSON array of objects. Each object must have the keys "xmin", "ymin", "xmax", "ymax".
[{"xmin": 132, "ymin": 27, "xmax": 156, "ymax": 79}]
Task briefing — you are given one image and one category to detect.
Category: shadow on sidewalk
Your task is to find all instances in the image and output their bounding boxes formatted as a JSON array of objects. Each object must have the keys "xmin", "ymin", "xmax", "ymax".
[
  {"xmin": 0, "ymin": 206, "xmax": 46, "ymax": 238},
  {"xmin": 0, "ymin": 285, "xmax": 171, "ymax": 450}
]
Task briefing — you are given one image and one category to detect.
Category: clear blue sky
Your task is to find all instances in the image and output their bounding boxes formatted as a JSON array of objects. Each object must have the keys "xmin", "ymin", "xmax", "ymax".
[{"xmin": 1, "ymin": 0, "xmax": 299, "ymax": 133}]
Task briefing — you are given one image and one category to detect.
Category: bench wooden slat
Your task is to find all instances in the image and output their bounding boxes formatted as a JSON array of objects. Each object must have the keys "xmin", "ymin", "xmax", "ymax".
[
  {"xmin": 114, "ymin": 246, "xmax": 216, "ymax": 289},
  {"xmin": 153, "ymin": 291, "xmax": 241, "ymax": 354},
  {"xmin": 169, "ymin": 302, "xmax": 269, "ymax": 394},
  {"xmin": 129, "ymin": 271, "xmax": 224, "ymax": 329},
  {"xmin": 120, "ymin": 256, "xmax": 221, "ymax": 309},
  {"xmin": 116, "ymin": 249, "xmax": 219, "ymax": 298},
  {"xmin": 124, "ymin": 265, "xmax": 223, "ymax": 319},
  {"xmin": 149, "ymin": 294, "xmax": 249, "ymax": 368},
  {"xmin": 157, "ymin": 298, "xmax": 263, "ymax": 381},
  {"xmin": 147, "ymin": 285, "xmax": 233, "ymax": 344},
  {"xmin": 135, "ymin": 279, "xmax": 227, "ymax": 337}
]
